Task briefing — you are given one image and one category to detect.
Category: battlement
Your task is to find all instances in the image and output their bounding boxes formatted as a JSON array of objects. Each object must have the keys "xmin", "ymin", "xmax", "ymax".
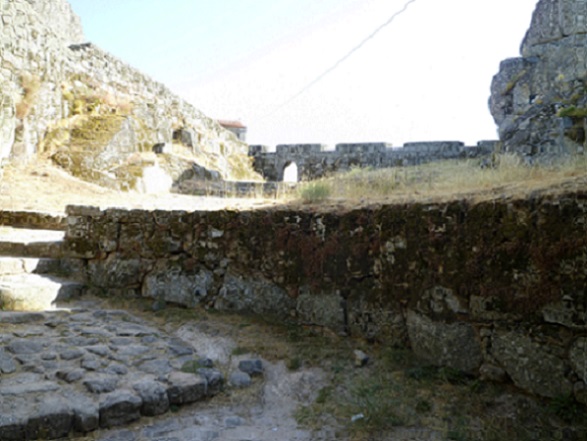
[
  {"xmin": 402, "ymin": 141, "xmax": 464, "ymax": 153},
  {"xmin": 335, "ymin": 142, "xmax": 391, "ymax": 154},
  {"xmin": 249, "ymin": 140, "xmax": 497, "ymax": 181},
  {"xmin": 276, "ymin": 144, "xmax": 327, "ymax": 155}
]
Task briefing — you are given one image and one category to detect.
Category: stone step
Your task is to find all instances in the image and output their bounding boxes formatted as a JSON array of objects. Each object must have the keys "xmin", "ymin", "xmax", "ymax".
[
  {"xmin": 0, "ymin": 227, "xmax": 65, "ymax": 258},
  {"xmin": 0, "ymin": 257, "xmax": 85, "ymax": 281},
  {"xmin": 0, "ymin": 257, "xmax": 61, "ymax": 276},
  {"xmin": 0, "ymin": 274, "xmax": 84, "ymax": 311}
]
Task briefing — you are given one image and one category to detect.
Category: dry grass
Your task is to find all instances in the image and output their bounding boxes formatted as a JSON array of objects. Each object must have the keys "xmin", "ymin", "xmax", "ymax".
[
  {"xmin": 15, "ymin": 73, "xmax": 41, "ymax": 119},
  {"xmin": 295, "ymin": 154, "xmax": 587, "ymax": 208},
  {"xmin": 0, "ymin": 159, "xmax": 281, "ymax": 213}
]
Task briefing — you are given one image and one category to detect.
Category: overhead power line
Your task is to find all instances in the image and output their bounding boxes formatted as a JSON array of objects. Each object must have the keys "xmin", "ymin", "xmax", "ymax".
[{"xmin": 260, "ymin": 0, "xmax": 418, "ymax": 120}]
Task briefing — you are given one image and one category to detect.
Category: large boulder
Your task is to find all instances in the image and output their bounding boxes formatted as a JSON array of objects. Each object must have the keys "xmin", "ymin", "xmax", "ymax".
[
  {"xmin": 489, "ymin": 0, "xmax": 587, "ymax": 158},
  {"xmin": 406, "ymin": 311, "xmax": 482, "ymax": 374},
  {"xmin": 491, "ymin": 329, "xmax": 573, "ymax": 398}
]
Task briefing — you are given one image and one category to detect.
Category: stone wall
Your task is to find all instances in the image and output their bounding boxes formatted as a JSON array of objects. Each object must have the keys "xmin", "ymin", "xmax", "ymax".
[
  {"xmin": 63, "ymin": 192, "xmax": 587, "ymax": 402},
  {"xmin": 0, "ymin": 210, "xmax": 66, "ymax": 230},
  {"xmin": 249, "ymin": 141, "xmax": 496, "ymax": 181},
  {"xmin": 0, "ymin": 0, "xmax": 249, "ymax": 180},
  {"xmin": 25, "ymin": 0, "xmax": 85, "ymax": 45},
  {"xmin": 490, "ymin": 0, "xmax": 587, "ymax": 158}
]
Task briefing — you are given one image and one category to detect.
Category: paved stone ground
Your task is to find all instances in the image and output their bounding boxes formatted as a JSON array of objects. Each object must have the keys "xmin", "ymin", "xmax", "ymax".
[
  {"xmin": 0, "ymin": 302, "xmax": 227, "ymax": 440},
  {"xmin": 0, "ymin": 300, "xmax": 346, "ymax": 441}
]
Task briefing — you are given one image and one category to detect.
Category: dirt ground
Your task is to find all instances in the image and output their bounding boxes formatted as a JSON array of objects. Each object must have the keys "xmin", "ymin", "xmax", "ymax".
[{"xmin": 0, "ymin": 159, "xmax": 283, "ymax": 214}]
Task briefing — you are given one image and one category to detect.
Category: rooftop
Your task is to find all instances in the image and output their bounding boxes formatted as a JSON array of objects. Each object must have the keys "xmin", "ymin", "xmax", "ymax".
[{"xmin": 218, "ymin": 120, "xmax": 246, "ymax": 129}]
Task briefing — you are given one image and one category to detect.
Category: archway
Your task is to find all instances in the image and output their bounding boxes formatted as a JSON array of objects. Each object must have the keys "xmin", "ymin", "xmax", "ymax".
[{"xmin": 283, "ymin": 162, "xmax": 298, "ymax": 183}]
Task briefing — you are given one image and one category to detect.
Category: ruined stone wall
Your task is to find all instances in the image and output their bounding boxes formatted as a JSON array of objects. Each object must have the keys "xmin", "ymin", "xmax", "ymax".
[
  {"xmin": 249, "ymin": 141, "xmax": 496, "ymax": 181},
  {"xmin": 0, "ymin": 210, "xmax": 66, "ymax": 230},
  {"xmin": 64, "ymin": 192, "xmax": 587, "ymax": 402},
  {"xmin": 0, "ymin": 0, "xmax": 247, "ymax": 176},
  {"xmin": 61, "ymin": 44, "xmax": 243, "ymax": 160}
]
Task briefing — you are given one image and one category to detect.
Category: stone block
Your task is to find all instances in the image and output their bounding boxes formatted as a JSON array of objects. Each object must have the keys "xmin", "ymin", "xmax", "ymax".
[
  {"xmin": 296, "ymin": 290, "xmax": 346, "ymax": 334},
  {"xmin": 197, "ymin": 368, "xmax": 224, "ymax": 395},
  {"xmin": 84, "ymin": 374, "xmax": 119, "ymax": 394},
  {"xmin": 238, "ymin": 359, "xmax": 264, "ymax": 377},
  {"xmin": 491, "ymin": 329, "xmax": 573, "ymax": 398},
  {"xmin": 87, "ymin": 257, "xmax": 145, "ymax": 289},
  {"xmin": 229, "ymin": 371, "xmax": 252, "ymax": 388},
  {"xmin": 347, "ymin": 301, "xmax": 407, "ymax": 346},
  {"xmin": 215, "ymin": 270, "xmax": 295, "ymax": 318},
  {"xmin": 133, "ymin": 380, "xmax": 170, "ymax": 416},
  {"xmin": 63, "ymin": 392, "xmax": 99, "ymax": 433},
  {"xmin": 99, "ymin": 390, "xmax": 142, "ymax": 428},
  {"xmin": 166, "ymin": 371, "xmax": 207, "ymax": 405},
  {"xmin": 406, "ymin": 310, "xmax": 482, "ymax": 374},
  {"xmin": 26, "ymin": 396, "xmax": 73, "ymax": 440},
  {"xmin": 142, "ymin": 266, "xmax": 212, "ymax": 308}
]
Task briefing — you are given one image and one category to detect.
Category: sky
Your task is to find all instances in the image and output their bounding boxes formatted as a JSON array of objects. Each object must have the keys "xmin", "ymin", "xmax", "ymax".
[{"xmin": 68, "ymin": 0, "xmax": 538, "ymax": 148}]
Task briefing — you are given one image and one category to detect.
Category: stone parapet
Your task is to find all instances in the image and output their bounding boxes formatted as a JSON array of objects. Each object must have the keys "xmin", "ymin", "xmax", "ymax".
[
  {"xmin": 276, "ymin": 144, "xmax": 327, "ymax": 155},
  {"xmin": 335, "ymin": 143, "xmax": 391, "ymax": 154}
]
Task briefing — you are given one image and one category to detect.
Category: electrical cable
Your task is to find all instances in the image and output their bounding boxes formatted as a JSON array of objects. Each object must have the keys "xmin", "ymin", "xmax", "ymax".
[{"xmin": 259, "ymin": 0, "xmax": 418, "ymax": 120}]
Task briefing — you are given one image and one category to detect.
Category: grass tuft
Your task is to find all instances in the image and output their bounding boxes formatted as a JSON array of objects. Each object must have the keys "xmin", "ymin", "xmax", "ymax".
[{"xmin": 299, "ymin": 181, "xmax": 332, "ymax": 203}]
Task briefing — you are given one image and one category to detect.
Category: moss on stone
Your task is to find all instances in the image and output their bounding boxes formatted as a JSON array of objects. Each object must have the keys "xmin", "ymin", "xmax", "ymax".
[
  {"xmin": 557, "ymin": 106, "xmax": 587, "ymax": 119},
  {"xmin": 69, "ymin": 115, "xmax": 124, "ymax": 145}
]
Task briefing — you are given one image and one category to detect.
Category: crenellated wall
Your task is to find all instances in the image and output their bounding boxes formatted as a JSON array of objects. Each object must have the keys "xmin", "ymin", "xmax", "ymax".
[
  {"xmin": 249, "ymin": 141, "xmax": 497, "ymax": 181},
  {"xmin": 63, "ymin": 191, "xmax": 587, "ymax": 402}
]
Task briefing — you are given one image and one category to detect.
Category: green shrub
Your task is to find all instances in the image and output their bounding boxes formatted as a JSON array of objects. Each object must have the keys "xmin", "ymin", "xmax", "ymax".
[{"xmin": 299, "ymin": 181, "xmax": 331, "ymax": 203}]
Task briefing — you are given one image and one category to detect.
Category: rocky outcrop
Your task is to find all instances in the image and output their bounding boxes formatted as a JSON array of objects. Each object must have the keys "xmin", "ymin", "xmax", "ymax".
[
  {"xmin": 490, "ymin": 0, "xmax": 587, "ymax": 158},
  {"xmin": 0, "ymin": 0, "xmax": 259, "ymax": 187}
]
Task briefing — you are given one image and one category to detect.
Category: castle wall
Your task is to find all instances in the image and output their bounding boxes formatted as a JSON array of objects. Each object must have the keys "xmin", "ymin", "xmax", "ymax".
[
  {"xmin": 249, "ymin": 141, "xmax": 497, "ymax": 181},
  {"xmin": 63, "ymin": 192, "xmax": 587, "ymax": 402}
]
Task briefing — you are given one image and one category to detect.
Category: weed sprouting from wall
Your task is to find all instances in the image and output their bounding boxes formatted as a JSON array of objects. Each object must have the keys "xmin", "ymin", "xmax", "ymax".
[{"xmin": 15, "ymin": 72, "xmax": 41, "ymax": 119}]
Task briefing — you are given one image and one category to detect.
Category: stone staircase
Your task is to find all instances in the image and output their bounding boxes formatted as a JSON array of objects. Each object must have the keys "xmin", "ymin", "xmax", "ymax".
[{"xmin": 0, "ymin": 213, "xmax": 85, "ymax": 311}]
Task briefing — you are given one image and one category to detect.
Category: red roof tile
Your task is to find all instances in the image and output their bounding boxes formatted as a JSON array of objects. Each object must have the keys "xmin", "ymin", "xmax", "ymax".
[{"xmin": 218, "ymin": 120, "xmax": 246, "ymax": 129}]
